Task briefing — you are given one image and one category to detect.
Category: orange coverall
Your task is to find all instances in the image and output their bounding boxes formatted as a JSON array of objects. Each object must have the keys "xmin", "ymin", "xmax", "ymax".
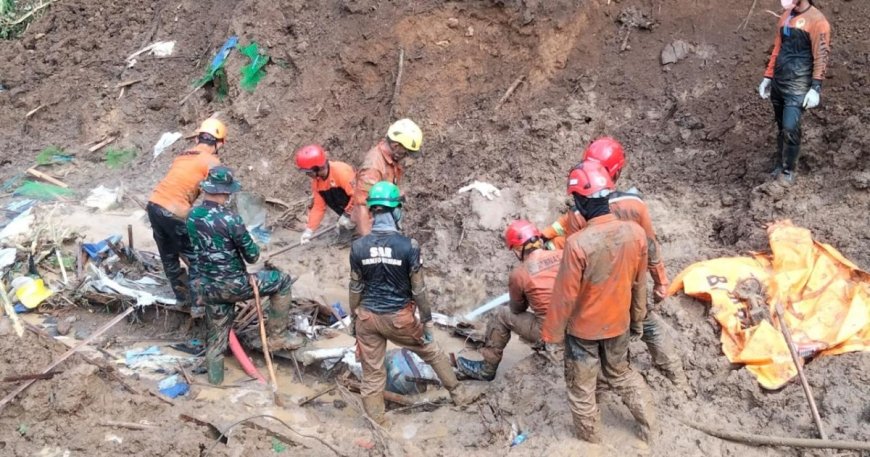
[
  {"xmin": 351, "ymin": 140, "xmax": 403, "ymax": 236},
  {"xmin": 305, "ymin": 160, "xmax": 355, "ymax": 231}
]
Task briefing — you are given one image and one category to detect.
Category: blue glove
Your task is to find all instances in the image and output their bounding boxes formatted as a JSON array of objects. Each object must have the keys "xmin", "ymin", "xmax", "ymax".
[{"xmin": 422, "ymin": 322, "xmax": 434, "ymax": 345}]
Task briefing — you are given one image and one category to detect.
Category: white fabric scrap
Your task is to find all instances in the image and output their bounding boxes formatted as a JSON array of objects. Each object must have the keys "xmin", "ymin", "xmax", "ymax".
[
  {"xmin": 0, "ymin": 248, "xmax": 16, "ymax": 270},
  {"xmin": 0, "ymin": 208, "xmax": 33, "ymax": 241},
  {"xmin": 84, "ymin": 186, "xmax": 123, "ymax": 211},
  {"xmin": 88, "ymin": 264, "xmax": 176, "ymax": 307},
  {"xmin": 126, "ymin": 41, "xmax": 176, "ymax": 68},
  {"xmin": 458, "ymin": 181, "xmax": 501, "ymax": 200},
  {"xmin": 153, "ymin": 132, "xmax": 183, "ymax": 158}
]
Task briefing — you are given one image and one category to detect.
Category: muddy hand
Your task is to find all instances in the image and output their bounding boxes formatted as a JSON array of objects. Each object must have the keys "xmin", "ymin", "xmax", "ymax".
[{"xmin": 422, "ymin": 322, "xmax": 434, "ymax": 345}]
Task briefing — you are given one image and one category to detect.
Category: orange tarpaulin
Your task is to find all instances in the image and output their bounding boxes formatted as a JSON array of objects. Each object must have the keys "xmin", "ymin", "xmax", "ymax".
[{"xmin": 669, "ymin": 221, "xmax": 870, "ymax": 389}]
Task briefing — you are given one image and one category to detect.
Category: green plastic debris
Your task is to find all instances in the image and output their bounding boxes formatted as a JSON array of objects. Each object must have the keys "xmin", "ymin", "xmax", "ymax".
[
  {"xmin": 35, "ymin": 146, "xmax": 73, "ymax": 165},
  {"xmin": 195, "ymin": 36, "xmax": 237, "ymax": 100},
  {"xmin": 104, "ymin": 148, "xmax": 138, "ymax": 169},
  {"xmin": 239, "ymin": 42, "xmax": 270, "ymax": 92},
  {"xmin": 14, "ymin": 181, "xmax": 74, "ymax": 200},
  {"xmin": 271, "ymin": 437, "xmax": 287, "ymax": 453},
  {"xmin": 16, "ymin": 423, "xmax": 27, "ymax": 436}
]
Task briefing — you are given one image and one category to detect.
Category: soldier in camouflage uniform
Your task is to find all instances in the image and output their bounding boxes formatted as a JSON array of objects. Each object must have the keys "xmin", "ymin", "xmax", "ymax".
[{"xmin": 186, "ymin": 166, "xmax": 297, "ymax": 385}]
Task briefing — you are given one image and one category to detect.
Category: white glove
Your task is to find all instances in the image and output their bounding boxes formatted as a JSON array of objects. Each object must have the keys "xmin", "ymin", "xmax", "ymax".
[
  {"xmin": 802, "ymin": 88, "xmax": 820, "ymax": 109},
  {"xmin": 300, "ymin": 228, "xmax": 313, "ymax": 245},
  {"xmin": 758, "ymin": 78, "xmax": 771, "ymax": 99},
  {"xmin": 458, "ymin": 180, "xmax": 501, "ymax": 200},
  {"xmin": 337, "ymin": 213, "xmax": 356, "ymax": 231}
]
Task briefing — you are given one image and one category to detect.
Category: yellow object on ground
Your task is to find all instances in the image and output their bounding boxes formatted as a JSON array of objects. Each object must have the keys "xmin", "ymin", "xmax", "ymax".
[
  {"xmin": 16, "ymin": 278, "xmax": 53, "ymax": 309},
  {"xmin": 669, "ymin": 220, "xmax": 870, "ymax": 389}
]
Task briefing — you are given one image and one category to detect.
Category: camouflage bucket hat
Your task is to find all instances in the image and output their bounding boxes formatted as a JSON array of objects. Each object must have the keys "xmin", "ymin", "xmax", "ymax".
[{"xmin": 200, "ymin": 165, "xmax": 242, "ymax": 194}]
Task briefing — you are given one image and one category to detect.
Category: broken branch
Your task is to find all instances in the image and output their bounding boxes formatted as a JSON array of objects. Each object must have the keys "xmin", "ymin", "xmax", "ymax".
[
  {"xmin": 389, "ymin": 48, "xmax": 405, "ymax": 119},
  {"xmin": 494, "ymin": 75, "xmax": 525, "ymax": 110}
]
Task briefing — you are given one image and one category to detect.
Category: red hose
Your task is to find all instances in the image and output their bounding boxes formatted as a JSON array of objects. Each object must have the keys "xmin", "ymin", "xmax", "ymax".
[{"xmin": 228, "ymin": 329, "xmax": 267, "ymax": 384}]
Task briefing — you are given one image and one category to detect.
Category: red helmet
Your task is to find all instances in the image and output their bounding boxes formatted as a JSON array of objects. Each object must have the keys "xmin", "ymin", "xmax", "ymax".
[
  {"xmin": 504, "ymin": 220, "xmax": 541, "ymax": 250},
  {"xmin": 295, "ymin": 144, "xmax": 327, "ymax": 170},
  {"xmin": 567, "ymin": 161, "xmax": 615, "ymax": 197},
  {"xmin": 583, "ymin": 137, "xmax": 625, "ymax": 181}
]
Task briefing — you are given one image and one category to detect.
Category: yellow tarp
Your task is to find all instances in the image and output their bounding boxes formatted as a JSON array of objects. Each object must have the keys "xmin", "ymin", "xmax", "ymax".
[{"xmin": 669, "ymin": 220, "xmax": 870, "ymax": 389}]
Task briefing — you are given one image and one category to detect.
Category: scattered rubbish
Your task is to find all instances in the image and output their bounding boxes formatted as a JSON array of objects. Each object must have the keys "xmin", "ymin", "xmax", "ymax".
[
  {"xmin": 17, "ymin": 423, "xmax": 27, "ymax": 436},
  {"xmin": 193, "ymin": 36, "xmax": 238, "ymax": 100},
  {"xmin": 670, "ymin": 220, "xmax": 870, "ymax": 389},
  {"xmin": 235, "ymin": 192, "xmax": 270, "ymax": 245},
  {"xmin": 0, "ymin": 207, "xmax": 33, "ymax": 240},
  {"xmin": 104, "ymin": 434, "xmax": 123, "ymax": 444},
  {"xmin": 104, "ymin": 148, "xmax": 138, "ymax": 169},
  {"xmin": 89, "ymin": 264, "xmax": 177, "ymax": 307},
  {"xmin": 35, "ymin": 146, "xmax": 73, "ymax": 165},
  {"xmin": 271, "ymin": 437, "xmax": 288, "ymax": 453},
  {"xmin": 126, "ymin": 41, "xmax": 176, "ymax": 67},
  {"xmin": 125, "ymin": 346, "xmax": 162, "ymax": 366},
  {"xmin": 0, "ymin": 248, "xmax": 16, "ymax": 270},
  {"xmin": 82, "ymin": 235, "xmax": 123, "ymax": 260},
  {"xmin": 510, "ymin": 432, "xmax": 528, "ymax": 447},
  {"xmin": 14, "ymin": 181, "xmax": 74, "ymax": 200},
  {"xmin": 15, "ymin": 278, "xmax": 53, "ymax": 309},
  {"xmin": 385, "ymin": 348, "xmax": 437, "ymax": 395},
  {"xmin": 329, "ymin": 302, "xmax": 347, "ymax": 324},
  {"xmin": 238, "ymin": 42, "xmax": 270, "ymax": 92},
  {"xmin": 170, "ymin": 339, "xmax": 204, "ymax": 355},
  {"xmin": 123, "ymin": 345, "xmax": 196, "ymax": 372},
  {"xmin": 661, "ymin": 39, "xmax": 692, "ymax": 65},
  {"xmin": 0, "ymin": 278, "xmax": 24, "ymax": 337},
  {"xmin": 228, "ymin": 329, "xmax": 267, "ymax": 384},
  {"xmin": 458, "ymin": 181, "xmax": 501, "ymax": 200},
  {"xmin": 25, "ymin": 167, "xmax": 68, "ymax": 188},
  {"xmin": 84, "ymin": 186, "xmax": 123, "ymax": 211},
  {"xmin": 152, "ymin": 132, "xmax": 183, "ymax": 158},
  {"xmin": 157, "ymin": 374, "xmax": 189, "ymax": 398}
]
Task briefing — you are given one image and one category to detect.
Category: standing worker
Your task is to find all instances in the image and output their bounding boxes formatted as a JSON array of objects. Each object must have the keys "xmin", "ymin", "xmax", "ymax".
[
  {"xmin": 542, "ymin": 161, "xmax": 656, "ymax": 444},
  {"xmin": 541, "ymin": 137, "xmax": 688, "ymax": 391},
  {"xmin": 294, "ymin": 144, "xmax": 356, "ymax": 244},
  {"xmin": 455, "ymin": 220, "xmax": 562, "ymax": 381},
  {"xmin": 187, "ymin": 166, "xmax": 298, "ymax": 385},
  {"xmin": 351, "ymin": 119, "xmax": 422, "ymax": 236},
  {"xmin": 147, "ymin": 118, "xmax": 226, "ymax": 314},
  {"xmin": 758, "ymin": 0, "xmax": 830, "ymax": 184},
  {"xmin": 349, "ymin": 181, "xmax": 474, "ymax": 426}
]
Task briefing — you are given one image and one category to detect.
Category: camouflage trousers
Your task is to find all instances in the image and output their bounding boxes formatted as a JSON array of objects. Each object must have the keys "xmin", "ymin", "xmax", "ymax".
[{"xmin": 200, "ymin": 270, "xmax": 293, "ymax": 385}]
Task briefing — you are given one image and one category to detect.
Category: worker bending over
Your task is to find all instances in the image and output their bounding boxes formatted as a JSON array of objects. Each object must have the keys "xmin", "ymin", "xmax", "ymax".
[{"xmin": 294, "ymin": 144, "xmax": 356, "ymax": 244}]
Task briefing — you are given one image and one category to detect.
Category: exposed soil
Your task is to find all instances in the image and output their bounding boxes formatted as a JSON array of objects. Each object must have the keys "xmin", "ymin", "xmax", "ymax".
[{"xmin": 0, "ymin": 0, "xmax": 868, "ymax": 456}]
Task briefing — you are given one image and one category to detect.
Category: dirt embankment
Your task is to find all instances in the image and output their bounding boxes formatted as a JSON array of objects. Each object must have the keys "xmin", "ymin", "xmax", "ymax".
[{"xmin": 0, "ymin": 0, "xmax": 868, "ymax": 456}]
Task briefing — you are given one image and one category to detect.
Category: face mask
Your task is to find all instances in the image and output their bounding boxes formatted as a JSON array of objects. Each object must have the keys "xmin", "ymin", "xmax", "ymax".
[{"xmin": 781, "ymin": 0, "xmax": 795, "ymax": 8}]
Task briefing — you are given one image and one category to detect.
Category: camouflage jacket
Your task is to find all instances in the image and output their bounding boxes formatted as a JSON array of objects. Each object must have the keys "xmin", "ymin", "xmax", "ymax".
[{"xmin": 186, "ymin": 200, "xmax": 260, "ymax": 293}]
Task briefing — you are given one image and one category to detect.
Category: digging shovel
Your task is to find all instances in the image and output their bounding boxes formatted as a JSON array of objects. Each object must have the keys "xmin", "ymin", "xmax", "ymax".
[{"xmin": 266, "ymin": 226, "xmax": 333, "ymax": 260}]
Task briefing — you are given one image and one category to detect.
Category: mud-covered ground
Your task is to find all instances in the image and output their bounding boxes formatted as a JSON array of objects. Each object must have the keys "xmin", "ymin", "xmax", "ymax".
[{"xmin": 0, "ymin": 0, "xmax": 868, "ymax": 455}]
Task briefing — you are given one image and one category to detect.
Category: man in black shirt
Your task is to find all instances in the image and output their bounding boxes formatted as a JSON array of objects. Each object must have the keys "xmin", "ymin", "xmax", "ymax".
[{"xmin": 349, "ymin": 181, "xmax": 474, "ymax": 426}]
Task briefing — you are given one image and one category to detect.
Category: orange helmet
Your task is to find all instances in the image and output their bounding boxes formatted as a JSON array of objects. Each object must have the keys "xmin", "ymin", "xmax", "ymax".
[
  {"xmin": 504, "ymin": 220, "xmax": 541, "ymax": 250},
  {"xmin": 196, "ymin": 118, "xmax": 228, "ymax": 141},
  {"xmin": 583, "ymin": 137, "xmax": 625, "ymax": 181},
  {"xmin": 295, "ymin": 144, "xmax": 328, "ymax": 170},
  {"xmin": 567, "ymin": 161, "xmax": 614, "ymax": 197}
]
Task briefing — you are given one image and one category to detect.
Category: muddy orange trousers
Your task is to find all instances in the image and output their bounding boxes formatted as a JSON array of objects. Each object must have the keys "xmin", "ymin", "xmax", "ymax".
[{"xmin": 480, "ymin": 306, "xmax": 541, "ymax": 368}]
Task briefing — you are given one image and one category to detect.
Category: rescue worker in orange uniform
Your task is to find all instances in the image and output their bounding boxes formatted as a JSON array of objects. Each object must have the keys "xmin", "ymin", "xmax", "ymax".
[
  {"xmin": 541, "ymin": 137, "xmax": 688, "ymax": 391},
  {"xmin": 758, "ymin": 0, "xmax": 830, "ymax": 184},
  {"xmin": 294, "ymin": 144, "xmax": 356, "ymax": 243},
  {"xmin": 147, "ymin": 118, "xmax": 225, "ymax": 313},
  {"xmin": 455, "ymin": 220, "xmax": 562, "ymax": 381},
  {"xmin": 351, "ymin": 119, "xmax": 422, "ymax": 236},
  {"xmin": 542, "ymin": 161, "xmax": 656, "ymax": 444}
]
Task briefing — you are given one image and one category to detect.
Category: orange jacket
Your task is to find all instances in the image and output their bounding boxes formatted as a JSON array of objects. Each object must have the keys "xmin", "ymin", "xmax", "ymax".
[
  {"xmin": 541, "ymin": 214, "xmax": 648, "ymax": 343},
  {"xmin": 149, "ymin": 145, "xmax": 220, "ymax": 218},
  {"xmin": 353, "ymin": 139, "xmax": 403, "ymax": 205},
  {"xmin": 541, "ymin": 190, "xmax": 668, "ymax": 286},
  {"xmin": 508, "ymin": 248, "xmax": 563, "ymax": 319},
  {"xmin": 307, "ymin": 160, "xmax": 356, "ymax": 230}
]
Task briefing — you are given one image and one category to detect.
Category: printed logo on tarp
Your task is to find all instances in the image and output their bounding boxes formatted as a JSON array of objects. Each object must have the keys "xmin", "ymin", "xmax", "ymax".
[{"xmin": 362, "ymin": 247, "xmax": 403, "ymax": 266}]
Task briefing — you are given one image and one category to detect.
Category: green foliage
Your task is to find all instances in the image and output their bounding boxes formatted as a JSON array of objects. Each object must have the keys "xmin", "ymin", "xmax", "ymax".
[
  {"xmin": 104, "ymin": 147, "xmax": 138, "ymax": 169},
  {"xmin": 1, "ymin": 0, "xmax": 52, "ymax": 40}
]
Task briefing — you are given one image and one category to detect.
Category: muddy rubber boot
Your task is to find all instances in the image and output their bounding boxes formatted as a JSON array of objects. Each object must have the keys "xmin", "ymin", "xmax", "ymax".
[
  {"xmin": 429, "ymin": 354, "xmax": 481, "ymax": 406},
  {"xmin": 455, "ymin": 357, "xmax": 496, "ymax": 382},
  {"xmin": 267, "ymin": 331, "xmax": 306, "ymax": 351},
  {"xmin": 621, "ymin": 387, "xmax": 658, "ymax": 444},
  {"xmin": 781, "ymin": 170, "xmax": 796, "ymax": 185},
  {"xmin": 264, "ymin": 288, "xmax": 293, "ymax": 336},
  {"xmin": 206, "ymin": 355, "xmax": 225, "ymax": 385},
  {"xmin": 663, "ymin": 364, "xmax": 694, "ymax": 398},
  {"xmin": 572, "ymin": 414, "xmax": 602, "ymax": 444},
  {"xmin": 361, "ymin": 394, "xmax": 390, "ymax": 428}
]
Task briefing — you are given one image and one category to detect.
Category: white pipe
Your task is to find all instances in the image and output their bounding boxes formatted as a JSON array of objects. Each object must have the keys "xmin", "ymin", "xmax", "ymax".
[{"xmin": 463, "ymin": 292, "xmax": 510, "ymax": 321}]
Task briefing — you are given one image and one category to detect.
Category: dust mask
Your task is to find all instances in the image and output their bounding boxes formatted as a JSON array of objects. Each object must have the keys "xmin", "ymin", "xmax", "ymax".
[{"xmin": 781, "ymin": 0, "xmax": 795, "ymax": 9}]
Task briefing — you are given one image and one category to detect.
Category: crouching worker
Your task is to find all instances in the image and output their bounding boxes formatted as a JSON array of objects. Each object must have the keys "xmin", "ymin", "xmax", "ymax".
[
  {"xmin": 456, "ymin": 220, "xmax": 562, "ymax": 381},
  {"xmin": 186, "ymin": 166, "xmax": 298, "ymax": 385},
  {"xmin": 349, "ymin": 181, "xmax": 476, "ymax": 426}
]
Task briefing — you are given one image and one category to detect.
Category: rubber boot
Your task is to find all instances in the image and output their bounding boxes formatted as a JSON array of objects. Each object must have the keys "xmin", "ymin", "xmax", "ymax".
[
  {"xmin": 455, "ymin": 357, "xmax": 496, "ymax": 382},
  {"xmin": 265, "ymin": 287, "xmax": 296, "ymax": 350},
  {"xmin": 573, "ymin": 413, "xmax": 602, "ymax": 444},
  {"xmin": 663, "ymin": 364, "xmax": 694, "ymax": 398},
  {"xmin": 207, "ymin": 354, "xmax": 225, "ymax": 385},
  {"xmin": 428, "ymin": 354, "xmax": 479, "ymax": 406},
  {"xmin": 620, "ymin": 385, "xmax": 657, "ymax": 444},
  {"xmin": 361, "ymin": 394, "xmax": 390, "ymax": 428}
]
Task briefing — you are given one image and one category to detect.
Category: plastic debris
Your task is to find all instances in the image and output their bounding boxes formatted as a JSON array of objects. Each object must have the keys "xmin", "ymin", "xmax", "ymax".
[
  {"xmin": 271, "ymin": 437, "xmax": 287, "ymax": 453},
  {"xmin": 238, "ymin": 42, "xmax": 270, "ymax": 92},
  {"xmin": 157, "ymin": 374, "xmax": 189, "ymax": 398},
  {"xmin": 510, "ymin": 432, "xmax": 528, "ymax": 447},
  {"xmin": 152, "ymin": 132, "xmax": 183, "ymax": 158},
  {"xmin": 458, "ymin": 180, "xmax": 501, "ymax": 200},
  {"xmin": 125, "ymin": 346, "xmax": 162, "ymax": 366},
  {"xmin": 0, "ymin": 207, "xmax": 33, "ymax": 241},
  {"xmin": 104, "ymin": 148, "xmax": 138, "ymax": 169},
  {"xmin": 84, "ymin": 186, "xmax": 123, "ymax": 211},
  {"xmin": 15, "ymin": 278, "xmax": 53, "ymax": 309},
  {"xmin": 13, "ymin": 182, "xmax": 73, "ymax": 200},
  {"xmin": 88, "ymin": 264, "xmax": 177, "ymax": 307},
  {"xmin": 196, "ymin": 36, "xmax": 238, "ymax": 100},
  {"xmin": 385, "ymin": 348, "xmax": 437, "ymax": 395},
  {"xmin": 35, "ymin": 146, "xmax": 73, "ymax": 165},
  {"xmin": 82, "ymin": 235, "xmax": 123, "ymax": 260},
  {"xmin": 0, "ymin": 248, "xmax": 15, "ymax": 270},
  {"xmin": 126, "ymin": 41, "xmax": 176, "ymax": 68}
]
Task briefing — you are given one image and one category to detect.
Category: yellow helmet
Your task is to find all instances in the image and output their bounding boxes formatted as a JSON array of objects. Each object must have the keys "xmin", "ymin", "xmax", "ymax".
[
  {"xmin": 196, "ymin": 118, "xmax": 228, "ymax": 141},
  {"xmin": 386, "ymin": 118, "xmax": 422, "ymax": 152}
]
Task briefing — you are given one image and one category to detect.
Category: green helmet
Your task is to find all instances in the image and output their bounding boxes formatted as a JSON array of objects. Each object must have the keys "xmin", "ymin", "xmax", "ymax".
[{"xmin": 367, "ymin": 181, "xmax": 401, "ymax": 208}]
